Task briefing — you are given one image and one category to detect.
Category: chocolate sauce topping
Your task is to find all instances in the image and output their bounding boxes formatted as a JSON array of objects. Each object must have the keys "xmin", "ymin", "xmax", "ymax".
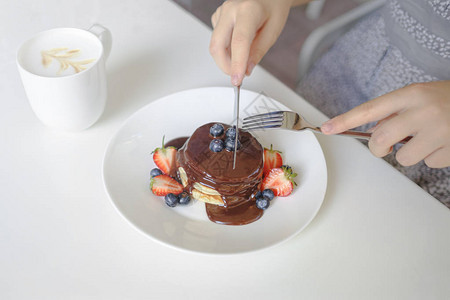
[
  {"xmin": 205, "ymin": 201, "xmax": 263, "ymax": 226},
  {"xmin": 165, "ymin": 137, "xmax": 189, "ymax": 150},
  {"xmin": 175, "ymin": 122, "xmax": 264, "ymax": 225}
]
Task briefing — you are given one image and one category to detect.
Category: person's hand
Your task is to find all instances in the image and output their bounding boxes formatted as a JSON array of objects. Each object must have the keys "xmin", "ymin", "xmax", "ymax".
[
  {"xmin": 210, "ymin": 0, "xmax": 302, "ymax": 86},
  {"xmin": 321, "ymin": 81, "xmax": 450, "ymax": 168}
]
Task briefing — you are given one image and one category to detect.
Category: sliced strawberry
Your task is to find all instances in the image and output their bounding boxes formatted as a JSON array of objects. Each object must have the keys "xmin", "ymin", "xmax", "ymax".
[
  {"xmin": 152, "ymin": 136, "xmax": 177, "ymax": 175},
  {"xmin": 263, "ymin": 145, "xmax": 283, "ymax": 176},
  {"xmin": 261, "ymin": 166, "xmax": 297, "ymax": 197},
  {"xmin": 150, "ymin": 175, "xmax": 183, "ymax": 196}
]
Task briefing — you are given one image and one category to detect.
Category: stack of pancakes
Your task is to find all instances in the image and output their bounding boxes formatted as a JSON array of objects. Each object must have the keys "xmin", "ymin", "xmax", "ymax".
[{"xmin": 176, "ymin": 122, "xmax": 264, "ymax": 225}]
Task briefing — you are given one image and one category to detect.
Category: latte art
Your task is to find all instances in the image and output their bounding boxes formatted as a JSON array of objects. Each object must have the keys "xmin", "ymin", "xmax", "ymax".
[
  {"xmin": 41, "ymin": 47, "xmax": 95, "ymax": 75},
  {"xmin": 18, "ymin": 28, "xmax": 102, "ymax": 78}
]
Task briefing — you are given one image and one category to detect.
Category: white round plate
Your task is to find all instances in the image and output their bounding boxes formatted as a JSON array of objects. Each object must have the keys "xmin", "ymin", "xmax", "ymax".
[{"xmin": 103, "ymin": 87, "xmax": 327, "ymax": 255}]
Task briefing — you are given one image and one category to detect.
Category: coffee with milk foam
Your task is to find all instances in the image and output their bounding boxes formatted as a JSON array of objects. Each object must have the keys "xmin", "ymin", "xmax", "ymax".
[{"xmin": 18, "ymin": 29, "xmax": 101, "ymax": 77}]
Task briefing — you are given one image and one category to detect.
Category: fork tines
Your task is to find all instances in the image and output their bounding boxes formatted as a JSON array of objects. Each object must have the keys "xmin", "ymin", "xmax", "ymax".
[{"xmin": 242, "ymin": 111, "xmax": 284, "ymax": 130}]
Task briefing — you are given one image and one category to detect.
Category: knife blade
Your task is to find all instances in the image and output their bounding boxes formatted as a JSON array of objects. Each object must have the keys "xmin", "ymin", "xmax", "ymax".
[{"xmin": 233, "ymin": 85, "xmax": 240, "ymax": 169}]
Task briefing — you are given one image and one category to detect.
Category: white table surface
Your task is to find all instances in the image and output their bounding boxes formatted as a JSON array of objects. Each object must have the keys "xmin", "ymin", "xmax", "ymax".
[{"xmin": 1, "ymin": 1, "xmax": 449, "ymax": 299}]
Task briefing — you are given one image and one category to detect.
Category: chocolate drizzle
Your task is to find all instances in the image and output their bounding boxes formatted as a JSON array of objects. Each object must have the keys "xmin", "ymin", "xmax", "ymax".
[
  {"xmin": 174, "ymin": 123, "xmax": 264, "ymax": 225},
  {"xmin": 164, "ymin": 137, "xmax": 189, "ymax": 150}
]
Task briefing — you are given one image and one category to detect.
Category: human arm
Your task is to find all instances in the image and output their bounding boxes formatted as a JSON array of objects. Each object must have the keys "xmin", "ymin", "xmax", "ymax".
[
  {"xmin": 320, "ymin": 81, "xmax": 450, "ymax": 168},
  {"xmin": 209, "ymin": 0, "xmax": 311, "ymax": 86}
]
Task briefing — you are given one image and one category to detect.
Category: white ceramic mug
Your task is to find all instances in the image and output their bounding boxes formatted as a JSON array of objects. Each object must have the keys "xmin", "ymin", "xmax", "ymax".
[{"xmin": 17, "ymin": 24, "xmax": 112, "ymax": 131}]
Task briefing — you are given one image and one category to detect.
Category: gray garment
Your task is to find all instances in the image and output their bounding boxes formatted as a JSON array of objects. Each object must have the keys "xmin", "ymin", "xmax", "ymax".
[
  {"xmin": 383, "ymin": 0, "xmax": 450, "ymax": 78},
  {"xmin": 297, "ymin": 0, "xmax": 450, "ymax": 206}
]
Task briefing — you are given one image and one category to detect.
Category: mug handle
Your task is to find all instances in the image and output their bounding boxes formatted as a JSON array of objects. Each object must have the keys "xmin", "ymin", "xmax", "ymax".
[{"xmin": 88, "ymin": 24, "xmax": 112, "ymax": 60}]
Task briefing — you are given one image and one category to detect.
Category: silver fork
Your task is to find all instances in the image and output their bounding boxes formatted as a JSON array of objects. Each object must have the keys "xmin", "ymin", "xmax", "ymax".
[{"xmin": 242, "ymin": 111, "xmax": 411, "ymax": 143}]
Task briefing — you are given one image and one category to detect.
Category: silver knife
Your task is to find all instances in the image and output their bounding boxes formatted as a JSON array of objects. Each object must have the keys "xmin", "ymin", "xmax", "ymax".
[{"xmin": 233, "ymin": 85, "xmax": 240, "ymax": 169}]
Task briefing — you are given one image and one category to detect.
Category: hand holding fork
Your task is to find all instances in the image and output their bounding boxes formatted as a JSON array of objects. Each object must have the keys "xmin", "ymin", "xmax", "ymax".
[{"xmin": 242, "ymin": 111, "xmax": 411, "ymax": 144}]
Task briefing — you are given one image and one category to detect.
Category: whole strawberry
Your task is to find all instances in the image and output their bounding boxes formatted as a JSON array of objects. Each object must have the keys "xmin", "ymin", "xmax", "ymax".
[
  {"xmin": 152, "ymin": 136, "xmax": 177, "ymax": 175},
  {"xmin": 261, "ymin": 166, "xmax": 297, "ymax": 197},
  {"xmin": 263, "ymin": 144, "xmax": 283, "ymax": 176}
]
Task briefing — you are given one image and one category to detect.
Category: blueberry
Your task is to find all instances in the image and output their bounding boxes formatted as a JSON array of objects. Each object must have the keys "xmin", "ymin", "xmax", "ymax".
[
  {"xmin": 225, "ymin": 126, "xmax": 237, "ymax": 139},
  {"xmin": 254, "ymin": 190, "xmax": 262, "ymax": 200},
  {"xmin": 262, "ymin": 189, "xmax": 275, "ymax": 201},
  {"xmin": 224, "ymin": 137, "xmax": 241, "ymax": 151},
  {"xmin": 150, "ymin": 168, "xmax": 163, "ymax": 178},
  {"xmin": 209, "ymin": 139, "xmax": 224, "ymax": 152},
  {"xmin": 178, "ymin": 192, "xmax": 191, "ymax": 205},
  {"xmin": 210, "ymin": 123, "xmax": 225, "ymax": 137},
  {"xmin": 256, "ymin": 197, "xmax": 270, "ymax": 210},
  {"xmin": 164, "ymin": 193, "xmax": 179, "ymax": 207}
]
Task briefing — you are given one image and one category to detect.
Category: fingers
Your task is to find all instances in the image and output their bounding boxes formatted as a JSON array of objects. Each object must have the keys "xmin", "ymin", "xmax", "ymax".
[
  {"xmin": 319, "ymin": 81, "xmax": 450, "ymax": 168},
  {"xmin": 211, "ymin": 6, "xmax": 221, "ymax": 28},
  {"xmin": 394, "ymin": 133, "xmax": 433, "ymax": 166},
  {"xmin": 246, "ymin": 17, "xmax": 284, "ymax": 76},
  {"xmin": 361, "ymin": 108, "xmax": 443, "ymax": 165},
  {"xmin": 394, "ymin": 123, "xmax": 446, "ymax": 167},
  {"xmin": 366, "ymin": 113, "xmax": 398, "ymax": 133},
  {"xmin": 210, "ymin": 2, "xmax": 264, "ymax": 86},
  {"xmin": 229, "ymin": 9, "xmax": 264, "ymax": 85},
  {"xmin": 209, "ymin": 1, "xmax": 292, "ymax": 85},
  {"xmin": 321, "ymin": 88, "xmax": 411, "ymax": 135},
  {"xmin": 424, "ymin": 147, "xmax": 450, "ymax": 168},
  {"xmin": 367, "ymin": 111, "xmax": 417, "ymax": 158},
  {"xmin": 230, "ymin": 21, "xmax": 255, "ymax": 85},
  {"xmin": 209, "ymin": 9, "xmax": 234, "ymax": 75}
]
